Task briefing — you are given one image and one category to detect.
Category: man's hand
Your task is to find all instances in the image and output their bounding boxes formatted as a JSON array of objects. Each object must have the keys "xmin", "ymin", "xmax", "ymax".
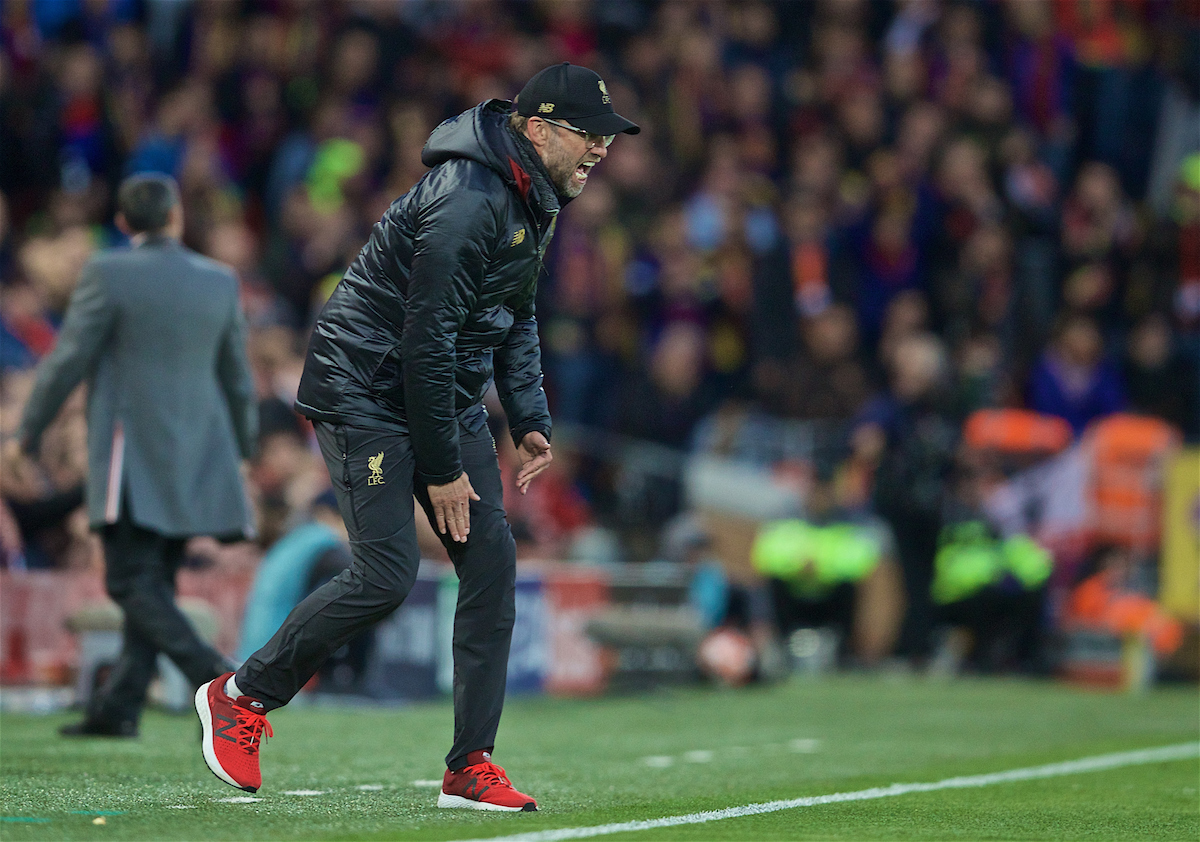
[
  {"xmin": 427, "ymin": 473, "xmax": 481, "ymax": 543},
  {"xmin": 515, "ymin": 431, "xmax": 552, "ymax": 496}
]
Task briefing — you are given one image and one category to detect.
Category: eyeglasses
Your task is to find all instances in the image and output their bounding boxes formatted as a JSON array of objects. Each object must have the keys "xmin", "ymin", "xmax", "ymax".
[{"xmin": 538, "ymin": 117, "xmax": 615, "ymax": 149}]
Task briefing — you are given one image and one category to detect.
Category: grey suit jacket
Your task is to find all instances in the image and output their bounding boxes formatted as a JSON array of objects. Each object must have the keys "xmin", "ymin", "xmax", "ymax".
[{"xmin": 17, "ymin": 236, "xmax": 258, "ymax": 538}]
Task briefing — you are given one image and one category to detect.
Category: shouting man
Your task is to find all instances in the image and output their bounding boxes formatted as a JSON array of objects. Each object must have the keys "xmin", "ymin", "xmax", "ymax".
[{"xmin": 195, "ymin": 64, "xmax": 638, "ymax": 811}]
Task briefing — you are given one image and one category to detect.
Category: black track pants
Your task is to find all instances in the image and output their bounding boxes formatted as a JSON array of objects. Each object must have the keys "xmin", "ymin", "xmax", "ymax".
[{"xmin": 235, "ymin": 420, "xmax": 517, "ymax": 770}]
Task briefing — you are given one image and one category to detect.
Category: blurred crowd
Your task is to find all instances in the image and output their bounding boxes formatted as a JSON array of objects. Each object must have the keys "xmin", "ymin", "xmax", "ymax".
[{"xmin": 2, "ymin": 0, "xmax": 1198, "ymax": 671}]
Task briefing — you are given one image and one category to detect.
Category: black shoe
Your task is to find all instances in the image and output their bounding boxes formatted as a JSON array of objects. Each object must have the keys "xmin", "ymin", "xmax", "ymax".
[{"xmin": 59, "ymin": 719, "xmax": 138, "ymax": 738}]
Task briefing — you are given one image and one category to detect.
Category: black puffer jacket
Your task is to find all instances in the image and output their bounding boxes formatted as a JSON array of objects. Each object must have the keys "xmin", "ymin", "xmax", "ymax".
[{"xmin": 295, "ymin": 100, "xmax": 558, "ymax": 484}]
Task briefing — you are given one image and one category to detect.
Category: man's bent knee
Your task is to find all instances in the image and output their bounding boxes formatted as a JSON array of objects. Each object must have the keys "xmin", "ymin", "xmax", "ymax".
[{"xmin": 343, "ymin": 556, "xmax": 417, "ymax": 612}]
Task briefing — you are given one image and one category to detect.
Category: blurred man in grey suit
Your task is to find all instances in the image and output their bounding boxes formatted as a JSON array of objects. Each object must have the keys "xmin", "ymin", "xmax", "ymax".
[{"xmin": 6, "ymin": 174, "xmax": 258, "ymax": 737}]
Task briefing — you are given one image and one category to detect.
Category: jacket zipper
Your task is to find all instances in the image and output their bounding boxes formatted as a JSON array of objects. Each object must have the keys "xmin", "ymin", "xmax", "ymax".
[{"xmin": 524, "ymin": 202, "xmax": 557, "ymax": 283}]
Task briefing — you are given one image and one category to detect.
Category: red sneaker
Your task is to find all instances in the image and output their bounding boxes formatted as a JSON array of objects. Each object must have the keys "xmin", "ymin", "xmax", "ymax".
[
  {"xmin": 438, "ymin": 755, "xmax": 538, "ymax": 812},
  {"xmin": 195, "ymin": 673, "xmax": 273, "ymax": 793}
]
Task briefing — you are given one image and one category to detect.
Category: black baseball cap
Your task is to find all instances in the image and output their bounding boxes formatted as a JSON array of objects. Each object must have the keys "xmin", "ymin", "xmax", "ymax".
[{"xmin": 516, "ymin": 62, "xmax": 640, "ymax": 136}]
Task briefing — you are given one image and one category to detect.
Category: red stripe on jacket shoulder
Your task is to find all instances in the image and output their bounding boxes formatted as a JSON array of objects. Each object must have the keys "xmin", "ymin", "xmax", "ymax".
[{"xmin": 508, "ymin": 158, "xmax": 531, "ymax": 202}]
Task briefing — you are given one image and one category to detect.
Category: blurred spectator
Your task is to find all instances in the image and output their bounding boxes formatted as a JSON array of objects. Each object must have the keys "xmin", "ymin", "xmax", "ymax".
[
  {"xmin": 613, "ymin": 321, "xmax": 719, "ymax": 449},
  {"xmin": 1028, "ymin": 313, "xmax": 1126, "ymax": 436},
  {"xmin": 1164, "ymin": 153, "xmax": 1200, "ymax": 337},
  {"xmin": 1056, "ymin": 0, "xmax": 1160, "ymax": 195},
  {"xmin": 935, "ymin": 222, "xmax": 1014, "ymax": 347},
  {"xmin": 856, "ymin": 332, "xmax": 958, "ymax": 661},
  {"xmin": 1146, "ymin": 6, "xmax": 1200, "ymax": 218},
  {"xmin": 0, "ymin": 370, "xmax": 92, "ymax": 571},
  {"xmin": 1002, "ymin": 0, "xmax": 1074, "ymax": 180},
  {"xmin": 1122, "ymin": 313, "xmax": 1200, "ymax": 440},
  {"xmin": 928, "ymin": 137, "xmax": 1003, "ymax": 308},
  {"xmin": 250, "ymin": 397, "xmax": 327, "ymax": 548},
  {"xmin": 932, "ymin": 457, "xmax": 1051, "ymax": 674},
  {"xmin": 1, "ymin": 282, "xmax": 56, "ymax": 372},
  {"xmin": 849, "ymin": 201, "xmax": 925, "ymax": 345},
  {"xmin": 876, "ymin": 288, "xmax": 930, "ymax": 374},
  {"xmin": 1000, "ymin": 126, "xmax": 1060, "ymax": 352},
  {"xmin": 541, "ymin": 178, "xmax": 629, "ymax": 426},
  {"xmin": 752, "ymin": 469, "xmax": 903, "ymax": 667},
  {"xmin": 658, "ymin": 513, "xmax": 769, "ymax": 638},
  {"xmin": 950, "ymin": 330, "xmax": 1009, "ymax": 417},
  {"xmin": 660, "ymin": 512, "xmax": 782, "ymax": 684},
  {"xmin": 1060, "ymin": 163, "xmax": 1140, "ymax": 327},
  {"xmin": 754, "ymin": 303, "xmax": 873, "ymax": 420}
]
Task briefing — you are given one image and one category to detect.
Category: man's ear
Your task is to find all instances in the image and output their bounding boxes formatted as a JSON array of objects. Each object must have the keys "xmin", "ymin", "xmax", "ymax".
[{"xmin": 526, "ymin": 117, "xmax": 551, "ymax": 156}]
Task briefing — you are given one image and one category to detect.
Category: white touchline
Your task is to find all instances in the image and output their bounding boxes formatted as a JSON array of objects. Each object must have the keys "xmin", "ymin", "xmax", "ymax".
[{"xmin": 452, "ymin": 742, "xmax": 1198, "ymax": 842}]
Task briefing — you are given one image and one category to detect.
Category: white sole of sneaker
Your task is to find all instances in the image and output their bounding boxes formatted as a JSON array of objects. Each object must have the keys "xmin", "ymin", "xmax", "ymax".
[
  {"xmin": 437, "ymin": 792, "xmax": 534, "ymax": 812},
  {"xmin": 195, "ymin": 682, "xmax": 254, "ymax": 792}
]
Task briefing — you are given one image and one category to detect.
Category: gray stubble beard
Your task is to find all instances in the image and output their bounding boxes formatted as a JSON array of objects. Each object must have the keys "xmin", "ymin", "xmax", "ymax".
[{"xmin": 544, "ymin": 136, "xmax": 586, "ymax": 199}]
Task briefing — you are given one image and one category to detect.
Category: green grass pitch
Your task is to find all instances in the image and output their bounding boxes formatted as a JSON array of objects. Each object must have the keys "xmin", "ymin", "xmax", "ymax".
[{"xmin": 1, "ymin": 676, "xmax": 1196, "ymax": 841}]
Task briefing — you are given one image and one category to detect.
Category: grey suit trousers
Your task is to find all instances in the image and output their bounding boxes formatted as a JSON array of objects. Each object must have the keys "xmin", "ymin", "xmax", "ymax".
[{"xmin": 235, "ymin": 420, "xmax": 517, "ymax": 770}]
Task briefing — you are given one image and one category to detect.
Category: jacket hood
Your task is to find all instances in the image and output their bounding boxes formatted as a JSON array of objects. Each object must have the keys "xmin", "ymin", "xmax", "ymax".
[
  {"xmin": 421, "ymin": 100, "xmax": 561, "ymax": 214},
  {"xmin": 422, "ymin": 100, "xmax": 513, "ymax": 172}
]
